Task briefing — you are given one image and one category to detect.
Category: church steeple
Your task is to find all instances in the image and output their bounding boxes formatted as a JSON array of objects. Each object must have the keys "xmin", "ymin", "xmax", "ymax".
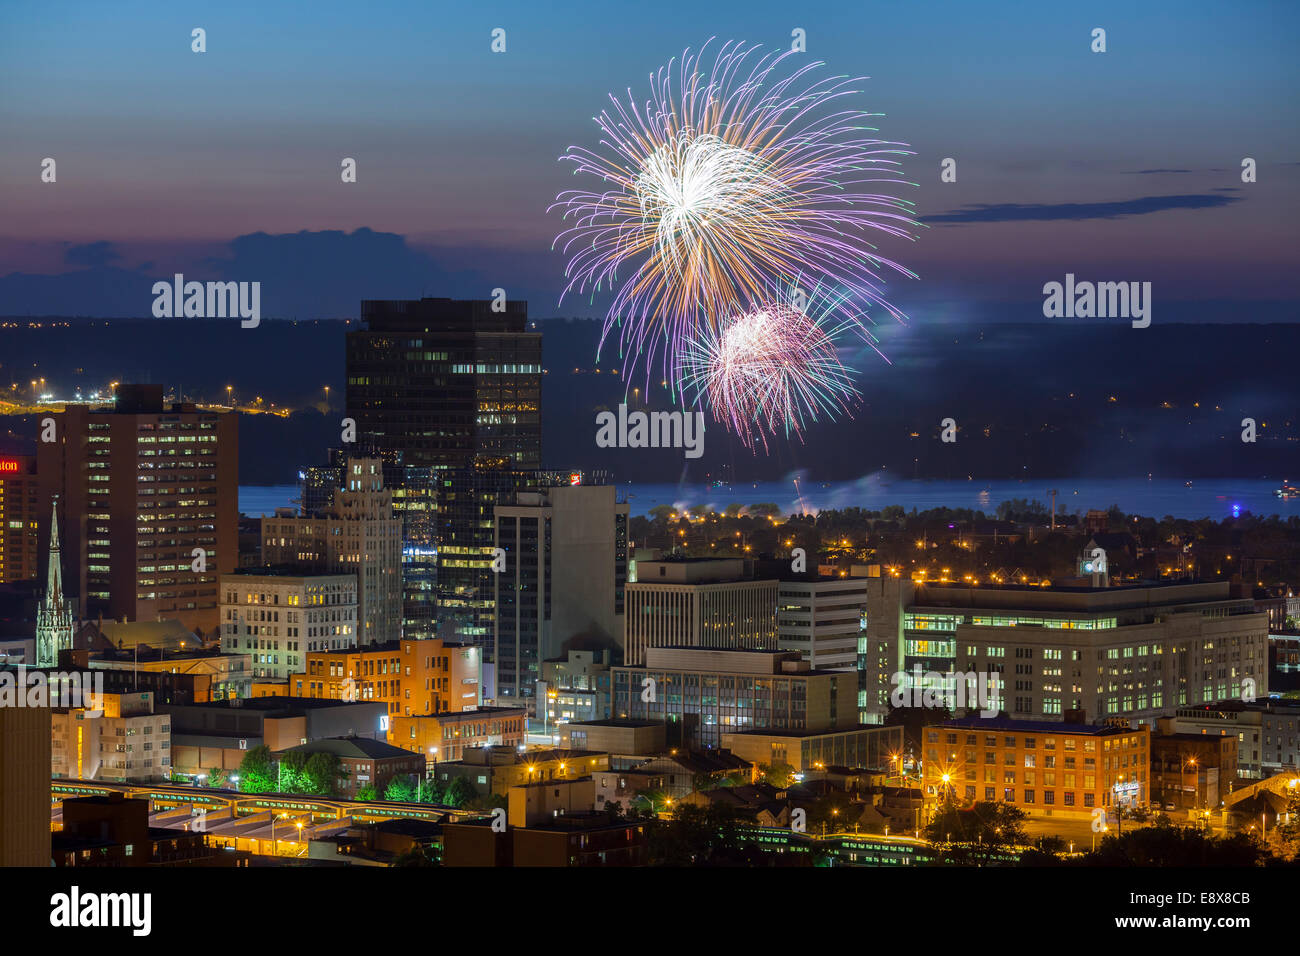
[
  {"xmin": 45, "ymin": 498, "xmax": 64, "ymax": 609},
  {"xmin": 36, "ymin": 496, "xmax": 74, "ymax": 667}
]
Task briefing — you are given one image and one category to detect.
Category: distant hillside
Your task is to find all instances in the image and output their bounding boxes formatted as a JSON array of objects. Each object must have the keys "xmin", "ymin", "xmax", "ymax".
[{"xmin": 1, "ymin": 318, "xmax": 1296, "ymax": 483}]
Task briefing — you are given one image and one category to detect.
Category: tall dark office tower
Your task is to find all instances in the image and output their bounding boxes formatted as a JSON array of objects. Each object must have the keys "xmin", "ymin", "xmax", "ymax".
[
  {"xmin": 345, "ymin": 298, "xmax": 543, "ymax": 651},
  {"xmin": 345, "ymin": 297, "xmax": 542, "ymax": 470}
]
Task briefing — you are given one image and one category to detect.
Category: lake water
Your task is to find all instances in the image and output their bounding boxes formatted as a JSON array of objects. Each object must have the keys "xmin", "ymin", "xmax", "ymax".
[{"xmin": 240, "ymin": 476, "xmax": 1300, "ymax": 521}]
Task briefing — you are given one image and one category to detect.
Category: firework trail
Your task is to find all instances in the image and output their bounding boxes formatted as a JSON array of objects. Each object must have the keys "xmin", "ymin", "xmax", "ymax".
[
  {"xmin": 551, "ymin": 38, "xmax": 919, "ymax": 391},
  {"xmin": 680, "ymin": 284, "xmax": 874, "ymax": 453}
]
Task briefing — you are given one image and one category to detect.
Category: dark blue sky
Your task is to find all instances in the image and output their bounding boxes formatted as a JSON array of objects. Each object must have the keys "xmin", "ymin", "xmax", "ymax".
[{"xmin": 1, "ymin": 0, "xmax": 1297, "ymax": 323}]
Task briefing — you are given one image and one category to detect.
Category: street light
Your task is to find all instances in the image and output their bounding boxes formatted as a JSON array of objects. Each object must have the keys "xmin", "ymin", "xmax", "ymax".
[{"xmin": 271, "ymin": 813, "xmax": 286, "ymax": 855}]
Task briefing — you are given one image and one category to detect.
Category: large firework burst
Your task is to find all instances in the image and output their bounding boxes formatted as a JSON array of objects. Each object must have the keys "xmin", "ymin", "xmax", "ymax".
[
  {"xmin": 680, "ymin": 285, "xmax": 873, "ymax": 452},
  {"xmin": 551, "ymin": 38, "xmax": 919, "ymax": 388}
]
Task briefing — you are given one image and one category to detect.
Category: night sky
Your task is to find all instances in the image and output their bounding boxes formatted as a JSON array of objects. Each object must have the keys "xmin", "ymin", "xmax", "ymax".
[{"xmin": 1, "ymin": 0, "xmax": 1297, "ymax": 323}]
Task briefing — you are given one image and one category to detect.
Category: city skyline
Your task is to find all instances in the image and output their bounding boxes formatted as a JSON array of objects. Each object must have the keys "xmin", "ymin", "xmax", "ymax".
[{"xmin": 3, "ymin": 0, "xmax": 1300, "ymax": 911}]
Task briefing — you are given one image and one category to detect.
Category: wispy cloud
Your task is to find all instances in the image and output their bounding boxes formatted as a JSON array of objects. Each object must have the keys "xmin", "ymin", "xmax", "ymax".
[
  {"xmin": 64, "ymin": 241, "xmax": 122, "ymax": 267},
  {"xmin": 924, "ymin": 194, "xmax": 1243, "ymax": 224}
]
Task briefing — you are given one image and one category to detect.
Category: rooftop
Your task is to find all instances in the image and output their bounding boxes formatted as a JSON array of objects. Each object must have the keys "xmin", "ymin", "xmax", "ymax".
[
  {"xmin": 399, "ymin": 705, "xmax": 525, "ymax": 721},
  {"xmin": 166, "ymin": 696, "xmax": 383, "ymax": 715},
  {"xmin": 931, "ymin": 716, "xmax": 1141, "ymax": 736},
  {"xmin": 225, "ymin": 565, "xmax": 356, "ymax": 581},
  {"xmin": 722, "ymin": 725, "xmax": 886, "ymax": 739},
  {"xmin": 281, "ymin": 736, "xmax": 420, "ymax": 760}
]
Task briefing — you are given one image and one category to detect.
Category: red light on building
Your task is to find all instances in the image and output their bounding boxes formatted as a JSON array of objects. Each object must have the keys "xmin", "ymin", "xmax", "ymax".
[
  {"xmin": 569, "ymin": 472, "xmax": 581, "ymax": 486},
  {"xmin": 0, "ymin": 459, "xmax": 20, "ymax": 474}
]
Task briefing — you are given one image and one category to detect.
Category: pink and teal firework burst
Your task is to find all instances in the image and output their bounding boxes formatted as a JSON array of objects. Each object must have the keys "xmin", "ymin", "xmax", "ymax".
[
  {"xmin": 680, "ymin": 284, "xmax": 875, "ymax": 453},
  {"xmin": 550, "ymin": 38, "xmax": 919, "ymax": 391}
]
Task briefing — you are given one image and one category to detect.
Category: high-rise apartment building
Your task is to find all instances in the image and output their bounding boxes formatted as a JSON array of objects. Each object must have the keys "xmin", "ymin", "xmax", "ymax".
[
  {"xmin": 261, "ymin": 458, "xmax": 402, "ymax": 645},
  {"xmin": 0, "ymin": 454, "xmax": 40, "ymax": 583},
  {"xmin": 220, "ymin": 568, "xmax": 359, "ymax": 678},
  {"xmin": 37, "ymin": 385, "xmax": 238, "ymax": 634},
  {"xmin": 493, "ymin": 484, "xmax": 629, "ymax": 707},
  {"xmin": 624, "ymin": 559, "xmax": 778, "ymax": 667}
]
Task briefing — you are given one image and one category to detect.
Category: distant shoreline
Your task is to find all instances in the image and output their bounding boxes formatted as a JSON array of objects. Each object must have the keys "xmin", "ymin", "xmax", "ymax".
[{"xmin": 240, "ymin": 477, "xmax": 1299, "ymax": 522}]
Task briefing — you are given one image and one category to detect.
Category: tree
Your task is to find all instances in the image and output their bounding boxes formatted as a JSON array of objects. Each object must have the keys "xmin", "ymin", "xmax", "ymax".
[
  {"xmin": 924, "ymin": 800, "xmax": 1028, "ymax": 866},
  {"xmin": 441, "ymin": 776, "xmax": 477, "ymax": 808},
  {"xmin": 1086, "ymin": 825, "xmax": 1266, "ymax": 866},
  {"xmin": 648, "ymin": 505, "xmax": 676, "ymax": 522},
  {"xmin": 206, "ymin": 767, "xmax": 228, "ymax": 790},
  {"xmin": 355, "ymin": 784, "xmax": 378, "ymax": 802},
  {"xmin": 421, "ymin": 778, "xmax": 445, "ymax": 805},
  {"xmin": 645, "ymin": 803, "xmax": 806, "ymax": 867},
  {"xmin": 996, "ymin": 498, "xmax": 1048, "ymax": 522},
  {"xmin": 237, "ymin": 745, "xmax": 275, "ymax": 794},
  {"xmin": 647, "ymin": 803, "xmax": 737, "ymax": 865},
  {"xmin": 392, "ymin": 846, "xmax": 438, "ymax": 867},
  {"xmin": 1016, "ymin": 836, "xmax": 1068, "ymax": 867},
  {"xmin": 1265, "ymin": 785, "xmax": 1300, "ymax": 861},
  {"xmin": 467, "ymin": 792, "xmax": 508, "ymax": 812},
  {"xmin": 384, "ymin": 775, "xmax": 417, "ymax": 802},
  {"xmin": 304, "ymin": 752, "xmax": 344, "ymax": 797},
  {"xmin": 278, "ymin": 750, "xmax": 310, "ymax": 793},
  {"xmin": 633, "ymin": 788, "xmax": 672, "ymax": 814},
  {"xmin": 758, "ymin": 762, "xmax": 796, "ymax": 789},
  {"xmin": 805, "ymin": 791, "xmax": 856, "ymax": 835}
]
